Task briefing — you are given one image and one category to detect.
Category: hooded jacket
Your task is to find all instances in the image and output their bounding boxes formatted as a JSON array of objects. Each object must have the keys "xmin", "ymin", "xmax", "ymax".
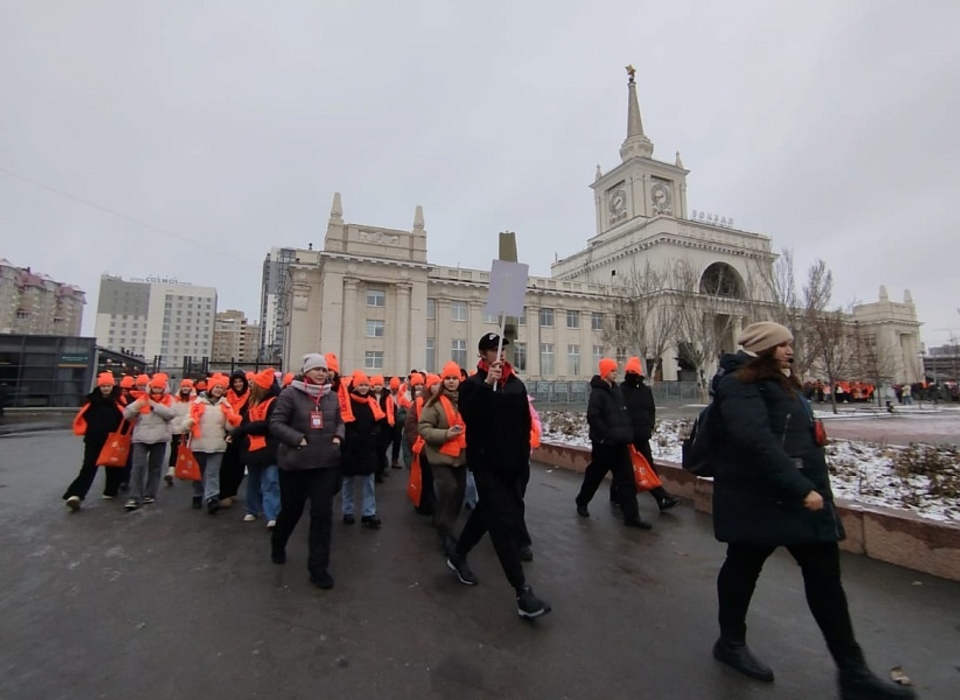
[
  {"xmin": 226, "ymin": 370, "xmax": 250, "ymax": 413},
  {"xmin": 586, "ymin": 375, "xmax": 634, "ymax": 446},
  {"xmin": 270, "ymin": 381, "xmax": 344, "ymax": 471},
  {"xmin": 711, "ymin": 351, "xmax": 844, "ymax": 546},
  {"xmin": 621, "ymin": 373, "xmax": 656, "ymax": 442},
  {"xmin": 458, "ymin": 364, "xmax": 531, "ymax": 473}
]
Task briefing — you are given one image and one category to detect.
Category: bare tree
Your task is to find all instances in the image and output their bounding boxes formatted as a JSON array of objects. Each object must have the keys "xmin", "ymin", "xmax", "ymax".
[
  {"xmin": 803, "ymin": 260, "xmax": 854, "ymax": 414},
  {"xmin": 599, "ymin": 261, "xmax": 679, "ymax": 378}
]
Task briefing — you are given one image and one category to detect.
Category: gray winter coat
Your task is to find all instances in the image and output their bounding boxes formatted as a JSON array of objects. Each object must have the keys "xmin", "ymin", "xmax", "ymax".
[{"xmin": 270, "ymin": 383, "xmax": 344, "ymax": 471}]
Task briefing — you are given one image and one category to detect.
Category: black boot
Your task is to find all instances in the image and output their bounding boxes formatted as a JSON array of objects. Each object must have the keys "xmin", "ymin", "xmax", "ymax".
[
  {"xmin": 441, "ymin": 534, "xmax": 458, "ymax": 557},
  {"xmin": 838, "ymin": 666, "xmax": 916, "ymax": 700},
  {"xmin": 713, "ymin": 638, "xmax": 774, "ymax": 682}
]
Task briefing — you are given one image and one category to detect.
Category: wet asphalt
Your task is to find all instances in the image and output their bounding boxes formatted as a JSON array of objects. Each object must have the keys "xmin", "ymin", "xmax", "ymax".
[{"xmin": 0, "ymin": 430, "xmax": 958, "ymax": 699}]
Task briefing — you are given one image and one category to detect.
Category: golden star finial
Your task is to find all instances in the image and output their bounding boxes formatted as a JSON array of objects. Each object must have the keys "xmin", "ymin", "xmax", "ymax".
[{"xmin": 625, "ymin": 64, "xmax": 636, "ymax": 81}]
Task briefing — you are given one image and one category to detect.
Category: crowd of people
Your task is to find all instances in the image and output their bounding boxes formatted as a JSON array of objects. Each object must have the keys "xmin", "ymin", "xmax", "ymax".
[{"xmin": 62, "ymin": 327, "xmax": 916, "ymax": 698}]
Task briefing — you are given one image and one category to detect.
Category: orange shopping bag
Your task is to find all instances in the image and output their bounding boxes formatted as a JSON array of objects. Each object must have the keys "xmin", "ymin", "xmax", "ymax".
[
  {"xmin": 175, "ymin": 438, "xmax": 201, "ymax": 481},
  {"xmin": 629, "ymin": 445, "xmax": 662, "ymax": 492},
  {"xmin": 97, "ymin": 421, "xmax": 132, "ymax": 467}
]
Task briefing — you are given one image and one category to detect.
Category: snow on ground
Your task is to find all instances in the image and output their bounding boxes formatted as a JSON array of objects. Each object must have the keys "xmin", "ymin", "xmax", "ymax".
[{"xmin": 540, "ymin": 411, "xmax": 960, "ymax": 524}]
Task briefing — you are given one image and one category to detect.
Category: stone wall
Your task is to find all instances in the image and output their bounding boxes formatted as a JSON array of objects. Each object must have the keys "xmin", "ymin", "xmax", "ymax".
[{"xmin": 533, "ymin": 442, "xmax": 960, "ymax": 582}]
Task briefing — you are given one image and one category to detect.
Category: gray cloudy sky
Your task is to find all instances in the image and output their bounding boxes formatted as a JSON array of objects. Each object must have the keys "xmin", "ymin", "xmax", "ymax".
[{"xmin": 2, "ymin": 0, "xmax": 959, "ymax": 346}]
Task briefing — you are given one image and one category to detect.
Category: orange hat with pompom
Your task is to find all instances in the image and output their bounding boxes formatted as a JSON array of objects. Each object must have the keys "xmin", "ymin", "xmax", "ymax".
[
  {"xmin": 207, "ymin": 373, "xmax": 229, "ymax": 390},
  {"xmin": 120, "ymin": 376, "xmax": 135, "ymax": 389},
  {"xmin": 148, "ymin": 373, "xmax": 169, "ymax": 391},
  {"xmin": 253, "ymin": 368, "xmax": 276, "ymax": 390},
  {"xmin": 136, "ymin": 374, "xmax": 150, "ymax": 386},
  {"xmin": 441, "ymin": 361, "xmax": 461, "ymax": 380},
  {"xmin": 624, "ymin": 357, "xmax": 643, "ymax": 375},
  {"xmin": 409, "ymin": 374, "xmax": 424, "ymax": 387},
  {"xmin": 425, "ymin": 373, "xmax": 441, "ymax": 390},
  {"xmin": 97, "ymin": 372, "xmax": 115, "ymax": 387}
]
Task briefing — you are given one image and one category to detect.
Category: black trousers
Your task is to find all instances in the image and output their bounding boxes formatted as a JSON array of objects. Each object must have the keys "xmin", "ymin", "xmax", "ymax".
[
  {"xmin": 717, "ymin": 542, "xmax": 864, "ymax": 670},
  {"xmin": 516, "ymin": 460, "xmax": 532, "ymax": 548},
  {"xmin": 578, "ymin": 443, "xmax": 639, "ymax": 521},
  {"xmin": 376, "ymin": 432, "xmax": 390, "ymax": 476},
  {"xmin": 63, "ymin": 438, "xmax": 124, "ymax": 499},
  {"xmin": 456, "ymin": 468, "xmax": 528, "ymax": 591},
  {"xmin": 219, "ymin": 441, "xmax": 245, "ymax": 499},
  {"xmin": 168, "ymin": 434, "xmax": 184, "ymax": 468},
  {"xmin": 417, "ymin": 453, "xmax": 437, "ymax": 515},
  {"xmin": 389, "ymin": 423, "xmax": 403, "ymax": 463},
  {"xmin": 611, "ymin": 439, "xmax": 669, "ymax": 504},
  {"xmin": 272, "ymin": 468, "xmax": 340, "ymax": 579}
]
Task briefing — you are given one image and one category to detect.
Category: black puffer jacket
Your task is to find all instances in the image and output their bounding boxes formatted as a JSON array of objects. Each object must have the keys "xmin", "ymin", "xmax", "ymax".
[
  {"xmin": 270, "ymin": 382, "xmax": 344, "ymax": 471},
  {"xmin": 459, "ymin": 365, "xmax": 531, "ymax": 473},
  {"xmin": 342, "ymin": 393, "xmax": 380, "ymax": 477},
  {"xmin": 230, "ymin": 384, "xmax": 281, "ymax": 469},
  {"xmin": 79, "ymin": 388, "xmax": 124, "ymax": 443},
  {"xmin": 712, "ymin": 351, "xmax": 844, "ymax": 546},
  {"xmin": 621, "ymin": 374, "xmax": 655, "ymax": 442},
  {"xmin": 586, "ymin": 375, "xmax": 634, "ymax": 446}
]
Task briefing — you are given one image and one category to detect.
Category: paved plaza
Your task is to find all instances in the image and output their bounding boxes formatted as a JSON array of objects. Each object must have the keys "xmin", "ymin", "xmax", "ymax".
[{"xmin": 0, "ymin": 429, "xmax": 958, "ymax": 699}]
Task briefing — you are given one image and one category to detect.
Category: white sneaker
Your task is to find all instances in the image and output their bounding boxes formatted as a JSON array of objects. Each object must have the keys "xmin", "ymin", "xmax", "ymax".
[
  {"xmin": 266, "ymin": 520, "xmax": 277, "ymax": 529},
  {"xmin": 243, "ymin": 514, "xmax": 257, "ymax": 522},
  {"xmin": 164, "ymin": 467, "xmax": 175, "ymax": 485},
  {"xmin": 66, "ymin": 496, "xmax": 81, "ymax": 511}
]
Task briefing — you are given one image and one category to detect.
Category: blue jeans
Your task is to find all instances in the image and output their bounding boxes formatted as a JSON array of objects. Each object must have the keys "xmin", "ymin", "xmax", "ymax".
[
  {"xmin": 464, "ymin": 468, "xmax": 478, "ymax": 508},
  {"xmin": 246, "ymin": 464, "xmax": 280, "ymax": 520},
  {"xmin": 192, "ymin": 452, "xmax": 223, "ymax": 503},
  {"xmin": 341, "ymin": 474, "xmax": 376, "ymax": 517}
]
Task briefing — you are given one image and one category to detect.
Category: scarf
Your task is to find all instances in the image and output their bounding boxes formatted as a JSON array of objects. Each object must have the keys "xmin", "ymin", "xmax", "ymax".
[
  {"xmin": 350, "ymin": 392, "xmax": 386, "ymax": 421},
  {"xmin": 437, "ymin": 394, "xmax": 466, "ymax": 457},
  {"xmin": 227, "ymin": 388, "xmax": 249, "ymax": 412},
  {"xmin": 477, "ymin": 359, "xmax": 515, "ymax": 387},
  {"xmin": 189, "ymin": 395, "xmax": 241, "ymax": 438},
  {"xmin": 291, "ymin": 379, "xmax": 331, "ymax": 399},
  {"xmin": 139, "ymin": 393, "xmax": 172, "ymax": 414},
  {"xmin": 247, "ymin": 396, "xmax": 277, "ymax": 452}
]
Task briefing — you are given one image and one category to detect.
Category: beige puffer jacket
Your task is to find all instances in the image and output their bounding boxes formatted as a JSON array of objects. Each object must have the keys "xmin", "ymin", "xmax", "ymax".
[
  {"xmin": 170, "ymin": 397, "xmax": 193, "ymax": 436},
  {"xmin": 418, "ymin": 392, "xmax": 467, "ymax": 467},
  {"xmin": 123, "ymin": 399, "xmax": 177, "ymax": 444},
  {"xmin": 185, "ymin": 394, "xmax": 235, "ymax": 453}
]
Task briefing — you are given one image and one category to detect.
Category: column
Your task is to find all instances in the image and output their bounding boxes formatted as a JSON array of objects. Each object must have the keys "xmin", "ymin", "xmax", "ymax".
[
  {"xmin": 396, "ymin": 283, "xmax": 412, "ymax": 375},
  {"xmin": 342, "ymin": 277, "xmax": 359, "ymax": 369},
  {"xmin": 468, "ymin": 299, "xmax": 484, "ymax": 365},
  {"xmin": 526, "ymin": 303, "xmax": 540, "ymax": 377}
]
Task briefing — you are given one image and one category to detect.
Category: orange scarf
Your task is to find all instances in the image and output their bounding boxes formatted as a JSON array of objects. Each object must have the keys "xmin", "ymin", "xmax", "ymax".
[
  {"xmin": 337, "ymin": 381, "xmax": 355, "ymax": 422},
  {"xmin": 437, "ymin": 395, "xmax": 466, "ymax": 457},
  {"xmin": 226, "ymin": 388, "xmax": 249, "ymax": 412},
  {"xmin": 189, "ymin": 399, "xmax": 241, "ymax": 438},
  {"xmin": 477, "ymin": 359, "xmax": 515, "ymax": 387},
  {"xmin": 139, "ymin": 393, "xmax": 172, "ymax": 414},
  {"xmin": 350, "ymin": 392, "xmax": 386, "ymax": 420},
  {"xmin": 383, "ymin": 393, "xmax": 395, "ymax": 426},
  {"xmin": 246, "ymin": 397, "xmax": 276, "ymax": 452}
]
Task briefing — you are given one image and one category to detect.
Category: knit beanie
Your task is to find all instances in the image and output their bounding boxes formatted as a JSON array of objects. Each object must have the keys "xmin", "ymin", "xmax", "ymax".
[
  {"xmin": 207, "ymin": 373, "xmax": 229, "ymax": 390},
  {"xmin": 389, "ymin": 377, "xmax": 401, "ymax": 390},
  {"xmin": 195, "ymin": 379, "xmax": 208, "ymax": 391},
  {"xmin": 120, "ymin": 376, "xmax": 135, "ymax": 389},
  {"xmin": 425, "ymin": 373, "xmax": 441, "ymax": 390},
  {"xmin": 737, "ymin": 322, "xmax": 793, "ymax": 354},
  {"xmin": 324, "ymin": 353, "xmax": 339, "ymax": 374},
  {"xmin": 97, "ymin": 372, "xmax": 115, "ymax": 387},
  {"xmin": 409, "ymin": 374, "xmax": 424, "ymax": 387},
  {"xmin": 598, "ymin": 358, "xmax": 618, "ymax": 378},
  {"xmin": 624, "ymin": 357, "xmax": 643, "ymax": 375},
  {"xmin": 302, "ymin": 353, "xmax": 328, "ymax": 374},
  {"xmin": 148, "ymin": 373, "xmax": 168, "ymax": 391},
  {"xmin": 253, "ymin": 368, "xmax": 276, "ymax": 390},
  {"xmin": 179, "ymin": 379, "xmax": 194, "ymax": 390},
  {"xmin": 282, "ymin": 372, "xmax": 294, "ymax": 387},
  {"xmin": 136, "ymin": 374, "xmax": 150, "ymax": 386},
  {"xmin": 370, "ymin": 374, "xmax": 384, "ymax": 387},
  {"xmin": 441, "ymin": 361, "xmax": 461, "ymax": 380},
  {"xmin": 351, "ymin": 370, "xmax": 370, "ymax": 387}
]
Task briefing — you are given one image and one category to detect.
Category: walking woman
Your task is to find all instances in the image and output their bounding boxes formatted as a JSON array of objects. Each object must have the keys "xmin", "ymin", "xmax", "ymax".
[
  {"xmin": 219, "ymin": 370, "xmax": 250, "ymax": 508},
  {"xmin": 269, "ymin": 353, "xmax": 344, "ymax": 590},
  {"xmin": 229, "ymin": 368, "xmax": 281, "ymax": 528},
  {"xmin": 123, "ymin": 374, "xmax": 176, "ymax": 511},
  {"xmin": 711, "ymin": 322, "xmax": 915, "ymax": 699},
  {"xmin": 341, "ymin": 370, "xmax": 385, "ymax": 528},
  {"xmin": 64, "ymin": 372, "xmax": 125, "ymax": 509},
  {"xmin": 165, "ymin": 378, "xmax": 195, "ymax": 486},
  {"xmin": 183, "ymin": 373, "xmax": 241, "ymax": 514},
  {"xmin": 418, "ymin": 361, "xmax": 467, "ymax": 557}
]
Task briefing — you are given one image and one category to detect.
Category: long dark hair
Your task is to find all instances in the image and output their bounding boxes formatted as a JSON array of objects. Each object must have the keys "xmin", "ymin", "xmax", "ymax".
[{"xmin": 734, "ymin": 347, "xmax": 802, "ymax": 394}]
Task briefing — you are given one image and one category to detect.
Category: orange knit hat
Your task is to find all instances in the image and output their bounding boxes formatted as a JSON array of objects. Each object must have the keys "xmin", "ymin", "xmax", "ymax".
[
  {"xmin": 370, "ymin": 374, "xmax": 384, "ymax": 387},
  {"xmin": 120, "ymin": 376, "xmax": 135, "ymax": 389},
  {"xmin": 425, "ymin": 373, "xmax": 441, "ymax": 390},
  {"xmin": 351, "ymin": 370, "xmax": 370, "ymax": 386},
  {"xmin": 409, "ymin": 374, "xmax": 424, "ymax": 387},
  {"xmin": 207, "ymin": 373, "xmax": 229, "ymax": 390},
  {"xmin": 179, "ymin": 379, "xmax": 194, "ymax": 390},
  {"xmin": 624, "ymin": 357, "xmax": 643, "ymax": 375},
  {"xmin": 97, "ymin": 372, "xmax": 115, "ymax": 387},
  {"xmin": 195, "ymin": 378, "xmax": 208, "ymax": 391},
  {"xmin": 135, "ymin": 374, "xmax": 150, "ymax": 386},
  {"xmin": 245, "ymin": 371, "xmax": 255, "ymax": 382},
  {"xmin": 324, "ymin": 353, "xmax": 340, "ymax": 374},
  {"xmin": 389, "ymin": 377, "xmax": 400, "ymax": 390},
  {"xmin": 598, "ymin": 358, "xmax": 618, "ymax": 378},
  {"xmin": 148, "ymin": 373, "xmax": 169, "ymax": 391},
  {"xmin": 441, "ymin": 361, "xmax": 461, "ymax": 380},
  {"xmin": 283, "ymin": 372, "xmax": 294, "ymax": 387},
  {"xmin": 253, "ymin": 368, "xmax": 276, "ymax": 390}
]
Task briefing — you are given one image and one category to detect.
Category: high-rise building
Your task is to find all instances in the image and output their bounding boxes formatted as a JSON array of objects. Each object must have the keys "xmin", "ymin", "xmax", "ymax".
[
  {"xmin": 259, "ymin": 247, "xmax": 299, "ymax": 362},
  {"xmin": 0, "ymin": 258, "xmax": 85, "ymax": 336},
  {"xmin": 93, "ymin": 274, "xmax": 217, "ymax": 366},
  {"xmin": 212, "ymin": 309, "xmax": 261, "ymax": 363}
]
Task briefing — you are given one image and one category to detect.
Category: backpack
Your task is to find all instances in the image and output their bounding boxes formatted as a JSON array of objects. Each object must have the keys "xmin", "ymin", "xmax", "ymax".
[{"xmin": 681, "ymin": 401, "xmax": 719, "ymax": 477}]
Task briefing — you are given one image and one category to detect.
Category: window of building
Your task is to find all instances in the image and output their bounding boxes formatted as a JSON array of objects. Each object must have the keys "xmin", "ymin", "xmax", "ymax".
[
  {"xmin": 514, "ymin": 341, "xmax": 527, "ymax": 372},
  {"xmin": 540, "ymin": 343, "xmax": 555, "ymax": 376},
  {"xmin": 451, "ymin": 301, "xmax": 467, "ymax": 322},
  {"xmin": 616, "ymin": 347, "xmax": 627, "ymax": 365},
  {"xmin": 615, "ymin": 315, "xmax": 625, "ymax": 332},
  {"xmin": 539, "ymin": 308, "xmax": 554, "ymax": 328},
  {"xmin": 567, "ymin": 344, "xmax": 581, "ymax": 376},
  {"xmin": 365, "ymin": 319, "xmax": 385, "ymax": 338},
  {"xmin": 451, "ymin": 339, "xmax": 467, "ymax": 367},
  {"xmin": 593, "ymin": 344, "xmax": 604, "ymax": 368},
  {"xmin": 483, "ymin": 312, "xmax": 499, "ymax": 324},
  {"xmin": 426, "ymin": 338, "xmax": 436, "ymax": 373},
  {"xmin": 518, "ymin": 307, "xmax": 526, "ymax": 325},
  {"xmin": 566, "ymin": 310, "xmax": 580, "ymax": 329},
  {"xmin": 591, "ymin": 312, "xmax": 604, "ymax": 331},
  {"xmin": 427, "ymin": 298, "xmax": 436, "ymax": 320},
  {"xmin": 367, "ymin": 289, "xmax": 386, "ymax": 307},
  {"xmin": 364, "ymin": 351, "xmax": 384, "ymax": 370}
]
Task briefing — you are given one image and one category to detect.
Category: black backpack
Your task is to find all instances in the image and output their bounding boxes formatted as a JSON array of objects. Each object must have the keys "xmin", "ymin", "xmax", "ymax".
[{"xmin": 681, "ymin": 401, "xmax": 719, "ymax": 477}]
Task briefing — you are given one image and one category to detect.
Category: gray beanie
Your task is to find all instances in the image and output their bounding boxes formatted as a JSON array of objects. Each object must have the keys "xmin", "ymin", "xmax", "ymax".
[
  {"xmin": 302, "ymin": 353, "xmax": 328, "ymax": 373},
  {"xmin": 737, "ymin": 322, "xmax": 793, "ymax": 354}
]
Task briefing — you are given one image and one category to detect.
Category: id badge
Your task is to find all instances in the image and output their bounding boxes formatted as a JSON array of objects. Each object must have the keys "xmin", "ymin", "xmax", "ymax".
[{"xmin": 310, "ymin": 411, "xmax": 323, "ymax": 430}]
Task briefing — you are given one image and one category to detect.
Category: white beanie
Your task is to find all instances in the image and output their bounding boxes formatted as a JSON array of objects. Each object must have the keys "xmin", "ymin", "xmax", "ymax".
[
  {"xmin": 302, "ymin": 353, "xmax": 328, "ymax": 373},
  {"xmin": 738, "ymin": 322, "xmax": 793, "ymax": 354}
]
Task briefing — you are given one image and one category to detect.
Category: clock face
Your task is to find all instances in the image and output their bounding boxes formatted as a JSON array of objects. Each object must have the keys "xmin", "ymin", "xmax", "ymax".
[
  {"xmin": 651, "ymin": 182, "xmax": 672, "ymax": 210},
  {"xmin": 608, "ymin": 189, "xmax": 626, "ymax": 216}
]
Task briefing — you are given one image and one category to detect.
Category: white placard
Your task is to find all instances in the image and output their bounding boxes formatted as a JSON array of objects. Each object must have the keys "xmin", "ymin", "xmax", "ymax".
[{"xmin": 484, "ymin": 260, "xmax": 529, "ymax": 318}]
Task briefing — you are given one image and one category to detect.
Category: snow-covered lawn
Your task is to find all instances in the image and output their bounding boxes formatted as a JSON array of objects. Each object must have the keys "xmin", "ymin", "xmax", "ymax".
[{"xmin": 540, "ymin": 411, "xmax": 960, "ymax": 523}]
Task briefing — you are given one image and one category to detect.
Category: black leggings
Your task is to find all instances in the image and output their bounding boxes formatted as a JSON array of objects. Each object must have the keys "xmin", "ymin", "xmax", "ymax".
[{"xmin": 717, "ymin": 542, "xmax": 864, "ymax": 670}]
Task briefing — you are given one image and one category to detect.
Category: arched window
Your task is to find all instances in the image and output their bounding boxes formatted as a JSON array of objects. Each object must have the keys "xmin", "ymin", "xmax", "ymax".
[{"xmin": 699, "ymin": 263, "xmax": 744, "ymax": 299}]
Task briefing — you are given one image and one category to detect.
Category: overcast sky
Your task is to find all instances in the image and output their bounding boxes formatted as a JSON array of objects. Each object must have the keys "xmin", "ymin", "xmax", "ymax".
[{"xmin": 2, "ymin": 0, "xmax": 959, "ymax": 347}]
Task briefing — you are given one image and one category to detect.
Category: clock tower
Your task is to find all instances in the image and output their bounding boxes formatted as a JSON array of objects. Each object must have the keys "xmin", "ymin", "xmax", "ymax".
[{"xmin": 591, "ymin": 66, "xmax": 689, "ymax": 238}]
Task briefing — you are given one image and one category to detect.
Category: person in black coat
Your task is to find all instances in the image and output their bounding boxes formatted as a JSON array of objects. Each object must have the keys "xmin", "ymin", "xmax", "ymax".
[
  {"xmin": 575, "ymin": 359, "xmax": 652, "ymax": 530},
  {"xmin": 63, "ymin": 373, "xmax": 125, "ymax": 509},
  {"xmin": 616, "ymin": 357, "xmax": 680, "ymax": 511},
  {"xmin": 711, "ymin": 322, "xmax": 915, "ymax": 700},
  {"xmin": 341, "ymin": 371, "xmax": 383, "ymax": 528},
  {"xmin": 448, "ymin": 333, "xmax": 551, "ymax": 620}
]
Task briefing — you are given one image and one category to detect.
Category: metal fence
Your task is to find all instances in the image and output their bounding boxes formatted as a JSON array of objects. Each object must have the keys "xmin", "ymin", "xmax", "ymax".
[{"xmin": 527, "ymin": 380, "xmax": 703, "ymax": 407}]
